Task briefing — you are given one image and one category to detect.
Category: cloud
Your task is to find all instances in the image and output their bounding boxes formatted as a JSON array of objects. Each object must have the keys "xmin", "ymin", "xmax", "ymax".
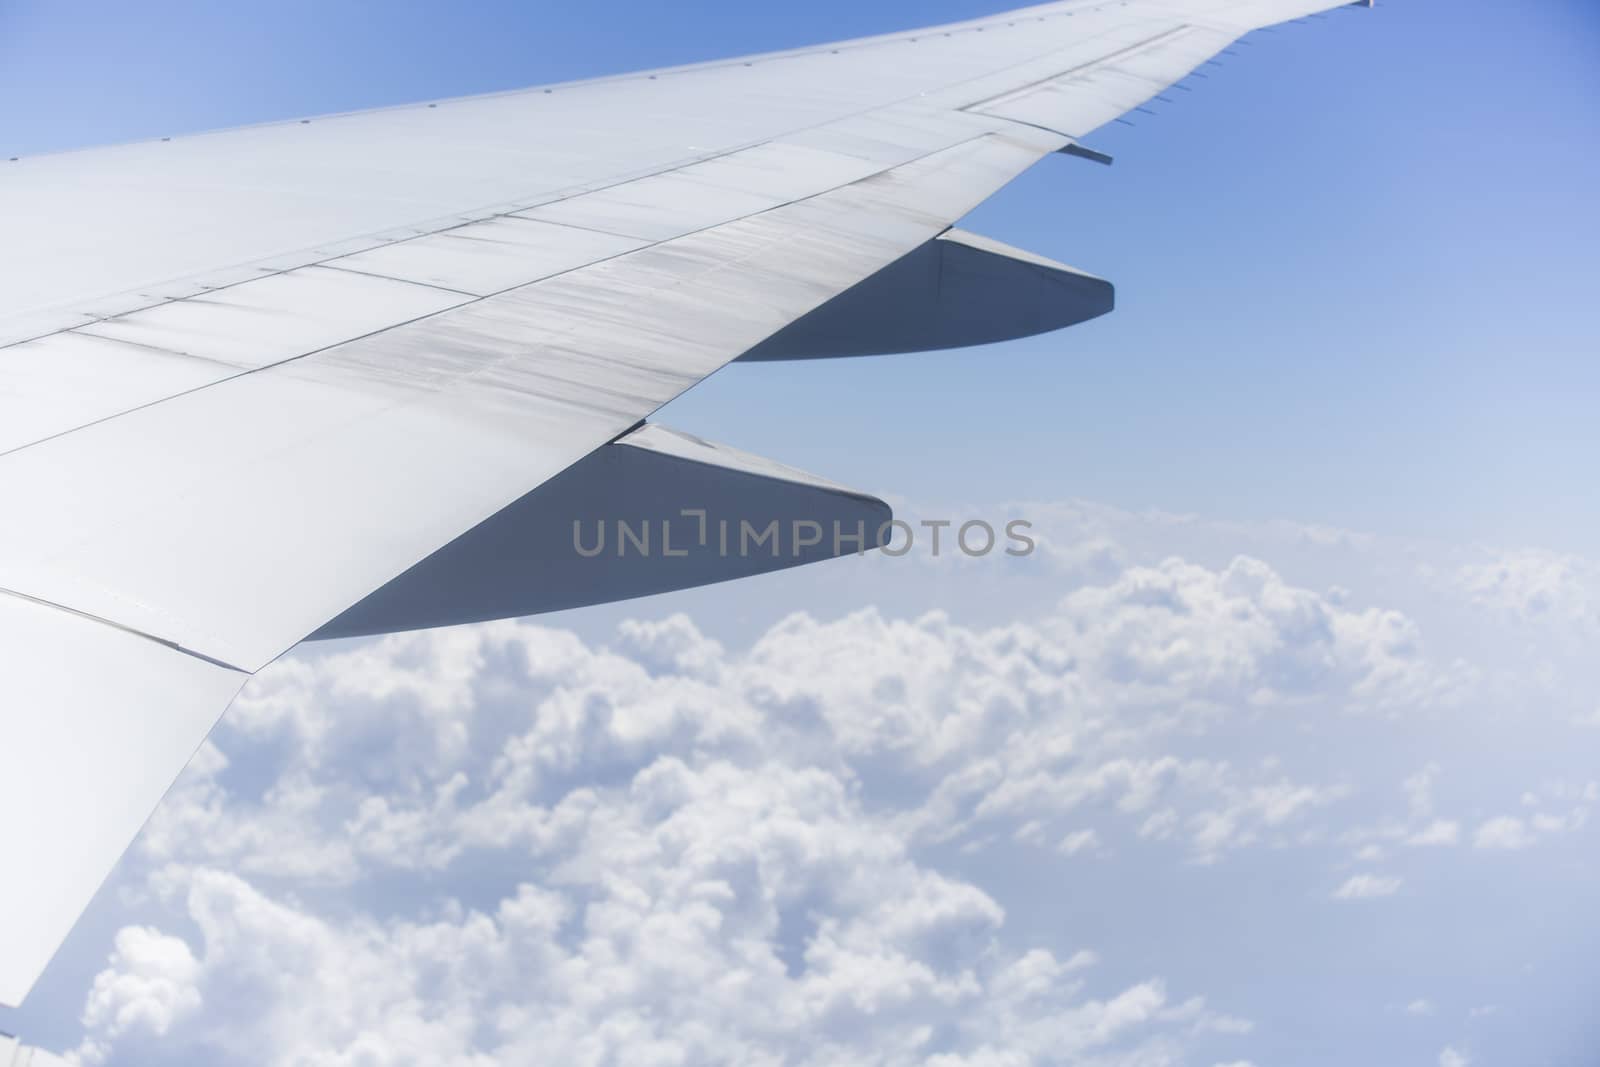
[
  {"xmin": 74, "ymin": 927, "xmax": 202, "ymax": 1064},
  {"xmin": 1048, "ymin": 556, "xmax": 1458, "ymax": 712},
  {"xmin": 81, "ymin": 558, "xmax": 1380, "ymax": 1064},
  {"xmin": 81, "ymin": 786, "xmax": 1221, "ymax": 1067},
  {"xmin": 51, "ymin": 510, "xmax": 1592, "ymax": 1066},
  {"xmin": 82, "ymin": 601, "xmax": 1299, "ymax": 1065},
  {"xmin": 1348, "ymin": 766, "xmax": 1600, "ymax": 866},
  {"xmin": 1057, "ymin": 829, "xmax": 1100, "ymax": 856},
  {"xmin": 1456, "ymin": 550, "xmax": 1600, "ymax": 632},
  {"xmin": 1406, "ymin": 820, "xmax": 1461, "ymax": 847},
  {"xmin": 1474, "ymin": 815, "xmax": 1535, "ymax": 851},
  {"xmin": 1333, "ymin": 874, "xmax": 1402, "ymax": 900},
  {"xmin": 1472, "ymin": 784, "xmax": 1595, "ymax": 851},
  {"xmin": 1344, "ymin": 766, "xmax": 1468, "ymax": 858},
  {"xmin": 145, "ymin": 552, "xmax": 1428, "ymax": 886},
  {"xmin": 1439, "ymin": 1046, "xmax": 1471, "ymax": 1067}
]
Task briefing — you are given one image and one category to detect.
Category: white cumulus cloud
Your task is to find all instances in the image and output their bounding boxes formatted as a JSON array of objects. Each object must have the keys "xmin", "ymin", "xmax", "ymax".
[
  {"xmin": 75, "ymin": 927, "xmax": 202, "ymax": 1064},
  {"xmin": 41, "ymin": 507, "xmax": 1596, "ymax": 1067},
  {"xmin": 1333, "ymin": 874, "xmax": 1403, "ymax": 900}
]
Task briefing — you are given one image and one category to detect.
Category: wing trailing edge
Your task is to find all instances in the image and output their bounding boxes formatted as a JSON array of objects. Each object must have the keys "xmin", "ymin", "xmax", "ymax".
[{"xmin": 0, "ymin": 594, "xmax": 248, "ymax": 1008}]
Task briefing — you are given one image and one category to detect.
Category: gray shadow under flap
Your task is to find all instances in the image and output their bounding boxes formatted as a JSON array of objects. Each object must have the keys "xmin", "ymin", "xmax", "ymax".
[
  {"xmin": 313, "ymin": 424, "xmax": 891, "ymax": 640},
  {"xmin": 738, "ymin": 227, "xmax": 1113, "ymax": 361}
]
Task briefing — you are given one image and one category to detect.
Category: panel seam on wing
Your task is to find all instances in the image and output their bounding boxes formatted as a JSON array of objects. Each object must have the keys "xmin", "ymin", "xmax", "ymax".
[
  {"xmin": 0, "ymin": 586, "xmax": 250, "ymax": 674},
  {"xmin": 961, "ymin": 23, "xmax": 1197, "ymax": 110}
]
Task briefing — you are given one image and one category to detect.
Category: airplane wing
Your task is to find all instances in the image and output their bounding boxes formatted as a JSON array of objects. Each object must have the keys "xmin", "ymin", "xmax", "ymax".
[{"xmin": 0, "ymin": 0, "xmax": 1369, "ymax": 1006}]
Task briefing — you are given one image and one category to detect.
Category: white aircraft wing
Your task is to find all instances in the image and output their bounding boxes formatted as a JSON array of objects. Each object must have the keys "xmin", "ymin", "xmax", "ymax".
[{"xmin": 0, "ymin": 0, "xmax": 1368, "ymax": 1006}]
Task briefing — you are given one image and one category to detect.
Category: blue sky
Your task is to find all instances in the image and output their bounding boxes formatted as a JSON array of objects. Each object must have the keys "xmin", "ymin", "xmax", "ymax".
[{"xmin": 2, "ymin": 3, "xmax": 1598, "ymax": 1066}]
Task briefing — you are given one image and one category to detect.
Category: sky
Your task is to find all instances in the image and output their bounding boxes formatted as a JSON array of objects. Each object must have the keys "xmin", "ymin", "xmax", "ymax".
[{"xmin": 1, "ymin": 1, "xmax": 1598, "ymax": 1065}]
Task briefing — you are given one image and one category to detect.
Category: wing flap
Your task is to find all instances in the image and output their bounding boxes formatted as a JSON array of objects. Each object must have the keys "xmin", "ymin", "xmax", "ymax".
[
  {"xmin": 741, "ymin": 227, "xmax": 1113, "ymax": 361},
  {"xmin": 314, "ymin": 423, "xmax": 891, "ymax": 639}
]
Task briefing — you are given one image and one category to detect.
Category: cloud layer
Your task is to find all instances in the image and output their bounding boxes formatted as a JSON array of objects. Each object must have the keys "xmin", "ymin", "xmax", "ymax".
[{"xmin": 38, "ymin": 504, "xmax": 1599, "ymax": 1066}]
